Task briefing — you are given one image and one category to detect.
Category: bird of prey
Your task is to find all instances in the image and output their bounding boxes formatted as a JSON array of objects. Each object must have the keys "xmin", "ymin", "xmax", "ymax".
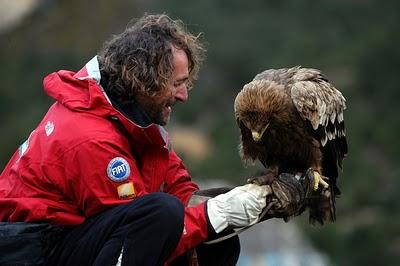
[{"xmin": 234, "ymin": 66, "xmax": 348, "ymax": 224}]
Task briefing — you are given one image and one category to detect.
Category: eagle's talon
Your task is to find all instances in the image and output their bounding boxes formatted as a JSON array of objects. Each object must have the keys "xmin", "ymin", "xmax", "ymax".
[{"xmin": 313, "ymin": 171, "xmax": 329, "ymax": 191}]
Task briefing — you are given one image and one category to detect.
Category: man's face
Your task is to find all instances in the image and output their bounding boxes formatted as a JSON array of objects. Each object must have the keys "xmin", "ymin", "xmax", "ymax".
[{"xmin": 136, "ymin": 45, "xmax": 189, "ymax": 126}]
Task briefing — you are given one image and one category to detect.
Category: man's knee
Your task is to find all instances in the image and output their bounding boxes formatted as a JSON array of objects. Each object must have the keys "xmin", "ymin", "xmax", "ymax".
[
  {"xmin": 147, "ymin": 192, "xmax": 184, "ymax": 227},
  {"xmin": 124, "ymin": 192, "xmax": 184, "ymax": 233}
]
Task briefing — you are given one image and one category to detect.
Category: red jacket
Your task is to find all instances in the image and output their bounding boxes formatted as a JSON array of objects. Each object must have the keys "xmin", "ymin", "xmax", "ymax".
[{"xmin": 0, "ymin": 56, "xmax": 209, "ymax": 260}]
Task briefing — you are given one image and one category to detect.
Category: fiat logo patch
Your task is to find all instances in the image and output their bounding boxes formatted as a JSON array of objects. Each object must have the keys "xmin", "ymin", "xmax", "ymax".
[{"xmin": 107, "ymin": 157, "xmax": 130, "ymax": 182}]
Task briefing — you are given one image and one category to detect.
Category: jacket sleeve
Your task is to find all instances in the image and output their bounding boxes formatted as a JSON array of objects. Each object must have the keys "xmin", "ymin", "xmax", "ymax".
[
  {"xmin": 61, "ymin": 138, "xmax": 147, "ymax": 217},
  {"xmin": 163, "ymin": 150, "xmax": 199, "ymax": 205},
  {"xmin": 163, "ymin": 151, "xmax": 210, "ymax": 262}
]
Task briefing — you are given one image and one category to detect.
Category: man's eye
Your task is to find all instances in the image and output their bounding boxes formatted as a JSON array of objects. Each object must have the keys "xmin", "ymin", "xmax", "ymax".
[{"xmin": 174, "ymin": 81, "xmax": 186, "ymax": 87}]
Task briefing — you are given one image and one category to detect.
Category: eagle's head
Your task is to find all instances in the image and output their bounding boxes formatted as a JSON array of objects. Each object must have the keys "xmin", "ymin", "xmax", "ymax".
[{"xmin": 234, "ymin": 79, "xmax": 290, "ymax": 143}]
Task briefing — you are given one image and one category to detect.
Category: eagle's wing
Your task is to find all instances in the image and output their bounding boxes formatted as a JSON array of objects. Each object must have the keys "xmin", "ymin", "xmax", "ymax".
[
  {"xmin": 290, "ymin": 68, "xmax": 348, "ymax": 191},
  {"xmin": 290, "ymin": 68, "xmax": 346, "ymax": 146},
  {"xmin": 289, "ymin": 68, "xmax": 348, "ymax": 224}
]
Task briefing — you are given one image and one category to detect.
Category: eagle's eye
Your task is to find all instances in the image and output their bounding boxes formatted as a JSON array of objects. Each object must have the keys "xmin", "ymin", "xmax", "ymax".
[{"xmin": 243, "ymin": 121, "xmax": 252, "ymax": 131}]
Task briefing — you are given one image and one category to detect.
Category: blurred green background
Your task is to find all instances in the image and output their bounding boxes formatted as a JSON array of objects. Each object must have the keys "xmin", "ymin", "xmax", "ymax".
[{"xmin": 1, "ymin": 0, "xmax": 399, "ymax": 265}]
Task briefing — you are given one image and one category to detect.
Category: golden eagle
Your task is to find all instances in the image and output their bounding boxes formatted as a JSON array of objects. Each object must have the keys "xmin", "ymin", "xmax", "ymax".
[{"xmin": 234, "ymin": 66, "xmax": 348, "ymax": 224}]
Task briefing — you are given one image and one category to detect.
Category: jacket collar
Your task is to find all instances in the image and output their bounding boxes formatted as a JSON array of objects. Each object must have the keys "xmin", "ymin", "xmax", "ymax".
[
  {"xmin": 73, "ymin": 56, "xmax": 170, "ymax": 150},
  {"xmin": 75, "ymin": 56, "xmax": 153, "ymax": 127}
]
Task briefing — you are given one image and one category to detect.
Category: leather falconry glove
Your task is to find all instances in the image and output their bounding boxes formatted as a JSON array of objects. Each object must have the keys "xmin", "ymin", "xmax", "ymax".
[{"xmin": 259, "ymin": 168, "xmax": 316, "ymax": 222}]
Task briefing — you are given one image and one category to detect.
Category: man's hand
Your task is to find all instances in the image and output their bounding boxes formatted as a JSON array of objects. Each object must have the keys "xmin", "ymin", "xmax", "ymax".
[{"xmin": 206, "ymin": 184, "xmax": 271, "ymax": 233}]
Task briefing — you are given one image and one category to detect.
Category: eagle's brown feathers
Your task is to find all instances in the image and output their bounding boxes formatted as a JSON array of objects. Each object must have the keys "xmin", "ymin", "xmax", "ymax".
[{"xmin": 234, "ymin": 66, "xmax": 348, "ymax": 225}]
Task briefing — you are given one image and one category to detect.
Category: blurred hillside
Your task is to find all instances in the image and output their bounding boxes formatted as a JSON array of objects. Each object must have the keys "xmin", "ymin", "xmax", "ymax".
[{"xmin": 0, "ymin": 0, "xmax": 399, "ymax": 265}]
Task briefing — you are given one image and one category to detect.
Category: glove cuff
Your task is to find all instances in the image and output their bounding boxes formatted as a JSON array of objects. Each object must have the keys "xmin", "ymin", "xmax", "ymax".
[{"xmin": 206, "ymin": 198, "xmax": 229, "ymax": 233}]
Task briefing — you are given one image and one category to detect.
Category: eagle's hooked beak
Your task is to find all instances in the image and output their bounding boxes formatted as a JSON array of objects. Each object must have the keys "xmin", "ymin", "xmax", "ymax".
[{"xmin": 251, "ymin": 123, "xmax": 269, "ymax": 142}]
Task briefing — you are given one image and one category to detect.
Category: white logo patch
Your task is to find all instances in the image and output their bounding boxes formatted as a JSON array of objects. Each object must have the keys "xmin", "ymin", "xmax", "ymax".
[
  {"xmin": 107, "ymin": 157, "xmax": 130, "ymax": 182},
  {"xmin": 45, "ymin": 121, "xmax": 54, "ymax": 136},
  {"xmin": 18, "ymin": 139, "xmax": 29, "ymax": 158}
]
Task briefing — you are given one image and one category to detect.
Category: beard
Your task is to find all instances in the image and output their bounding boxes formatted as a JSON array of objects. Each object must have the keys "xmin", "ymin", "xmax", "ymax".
[
  {"xmin": 136, "ymin": 93, "xmax": 173, "ymax": 126},
  {"xmin": 145, "ymin": 103, "xmax": 171, "ymax": 126}
]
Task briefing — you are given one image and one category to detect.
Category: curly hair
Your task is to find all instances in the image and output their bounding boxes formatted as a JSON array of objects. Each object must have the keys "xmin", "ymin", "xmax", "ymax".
[{"xmin": 98, "ymin": 14, "xmax": 205, "ymax": 102}]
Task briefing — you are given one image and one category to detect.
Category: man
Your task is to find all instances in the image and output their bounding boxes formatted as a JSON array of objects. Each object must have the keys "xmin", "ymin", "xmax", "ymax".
[{"xmin": 0, "ymin": 14, "xmax": 309, "ymax": 265}]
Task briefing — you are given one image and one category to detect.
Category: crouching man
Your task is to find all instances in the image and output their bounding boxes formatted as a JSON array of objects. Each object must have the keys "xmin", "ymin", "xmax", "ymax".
[{"xmin": 0, "ymin": 14, "xmax": 311, "ymax": 266}]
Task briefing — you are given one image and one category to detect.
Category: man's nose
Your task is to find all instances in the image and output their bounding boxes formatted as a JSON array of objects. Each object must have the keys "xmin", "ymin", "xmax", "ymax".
[{"xmin": 175, "ymin": 86, "xmax": 188, "ymax": 102}]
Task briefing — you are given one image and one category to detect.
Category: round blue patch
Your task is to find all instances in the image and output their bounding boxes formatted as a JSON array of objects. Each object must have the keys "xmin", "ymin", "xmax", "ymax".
[{"xmin": 107, "ymin": 157, "xmax": 130, "ymax": 182}]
